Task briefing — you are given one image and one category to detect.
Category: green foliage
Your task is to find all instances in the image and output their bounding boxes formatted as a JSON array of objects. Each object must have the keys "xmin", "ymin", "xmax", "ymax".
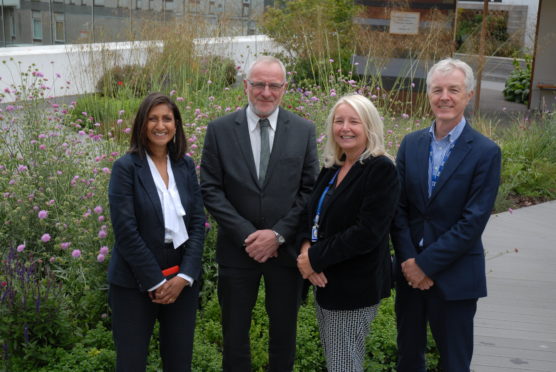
[
  {"xmin": 456, "ymin": 9, "xmax": 521, "ymax": 57},
  {"xmin": 260, "ymin": 0, "xmax": 361, "ymax": 88},
  {"xmin": 498, "ymin": 115, "xmax": 556, "ymax": 204},
  {"xmin": 503, "ymin": 56, "xmax": 532, "ymax": 105},
  {"xmin": 1, "ymin": 248, "xmax": 76, "ymax": 370},
  {"xmin": 96, "ymin": 64, "xmax": 151, "ymax": 98}
]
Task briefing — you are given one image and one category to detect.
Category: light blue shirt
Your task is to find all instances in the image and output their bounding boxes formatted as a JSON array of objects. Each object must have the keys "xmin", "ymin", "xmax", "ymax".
[{"xmin": 427, "ymin": 118, "xmax": 466, "ymax": 197}]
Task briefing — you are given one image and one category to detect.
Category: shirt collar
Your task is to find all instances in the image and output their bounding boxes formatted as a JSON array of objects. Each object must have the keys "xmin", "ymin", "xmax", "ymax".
[
  {"xmin": 246, "ymin": 105, "xmax": 279, "ymax": 133},
  {"xmin": 429, "ymin": 117, "xmax": 466, "ymax": 144}
]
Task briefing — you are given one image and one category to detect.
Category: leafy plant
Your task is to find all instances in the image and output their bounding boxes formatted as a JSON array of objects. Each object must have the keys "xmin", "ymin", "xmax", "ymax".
[{"xmin": 503, "ymin": 56, "xmax": 532, "ymax": 105}]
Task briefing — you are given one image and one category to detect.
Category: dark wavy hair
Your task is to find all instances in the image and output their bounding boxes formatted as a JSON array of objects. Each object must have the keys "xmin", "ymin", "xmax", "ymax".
[{"xmin": 128, "ymin": 92, "xmax": 187, "ymax": 161}]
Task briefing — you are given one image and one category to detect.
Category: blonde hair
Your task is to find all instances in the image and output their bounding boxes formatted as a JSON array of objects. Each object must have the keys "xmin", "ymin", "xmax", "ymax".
[{"xmin": 322, "ymin": 94, "xmax": 391, "ymax": 168}]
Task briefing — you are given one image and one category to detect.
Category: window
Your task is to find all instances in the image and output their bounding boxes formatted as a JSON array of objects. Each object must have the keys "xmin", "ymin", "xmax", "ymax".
[
  {"xmin": 54, "ymin": 13, "xmax": 65, "ymax": 43},
  {"xmin": 32, "ymin": 11, "xmax": 42, "ymax": 41}
]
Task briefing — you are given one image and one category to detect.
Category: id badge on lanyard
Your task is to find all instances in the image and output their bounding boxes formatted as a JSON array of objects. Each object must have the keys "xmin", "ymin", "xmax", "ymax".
[{"xmin": 311, "ymin": 169, "xmax": 340, "ymax": 243}]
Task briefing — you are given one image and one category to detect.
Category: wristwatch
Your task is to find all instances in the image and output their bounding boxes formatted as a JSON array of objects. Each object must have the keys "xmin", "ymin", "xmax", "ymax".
[{"xmin": 272, "ymin": 230, "xmax": 285, "ymax": 245}]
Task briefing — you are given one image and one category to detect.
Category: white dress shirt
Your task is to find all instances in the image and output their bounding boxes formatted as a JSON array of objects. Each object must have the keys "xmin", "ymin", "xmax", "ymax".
[
  {"xmin": 246, "ymin": 105, "xmax": 279, "ymax": 178},
  {"xmin": 146, "ymin": 153, "xmax": 193, "ymax": 290}
]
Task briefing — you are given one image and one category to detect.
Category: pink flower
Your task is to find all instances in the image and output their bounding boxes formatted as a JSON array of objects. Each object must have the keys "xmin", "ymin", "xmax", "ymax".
[
  {"xmin": 17, "ymin": 244, "xmax": 25, "ymax": 252},
  {"xmin": 17, "ymin": 165, "xmax": 28, "ymax": 172},
  {"xmin": 49, "ymin": 257, "xmax": 56, "ymax": 263},
  {"xmin": 177, "ymin": 97, "xmax": 184, "ymax": 102},
  {"xmin": 97, "ymin": 253, "xmax": 106, "ymax": 263},
  {"xmin": 94, "ymin": 205, "xmax": 103, "ymax": 214},
  {"xmin": 123, "ymin": 128, "xmax": 131, "ymax": 134},
  {"xmin": 98, "ymin": 215, "xmax": 105, "ymax": 222},
  {"xmin": 60, "ymin": 242, "xmax": 71, "ymax": 250},
  {"xmin": 204, "ymin": 221, "xmax": 211, "ymax": 229},
  {"xmin": 169, "ymin": 90, "xmax": 176, "ymax": 96},
  {"xmin": 41, "ymin": 233, "xmax": 51, "ymax": 242},
  {"xmin": 71, "ymin": 249, "xmax": 81, "ymax": 258},
  {"xmin": 99, "ymin": 246, "xmax": 109, "ymax": 255},
  {"xmin": 118, "ymin": 110, "xmax": 125, "ymax": 116},
  {"xmin": 116, "ymin": 119, "xmax": 123, "ymax": 125},
  {"xmin": 38, "ymin": 210, "xmax": 48, "ymax": 219},
  {"xmin": 98, "ymin": 229, "xmax": 108, "ymax": 239}
]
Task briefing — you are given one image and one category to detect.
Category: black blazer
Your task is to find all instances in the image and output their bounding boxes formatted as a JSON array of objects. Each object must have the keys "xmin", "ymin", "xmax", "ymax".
[
  {"xmin": 108, "ymin": 152, "xmax": 205, "ymax": 291},
  {"xmin": 200, "ymin": 107, "xmax": 319, "ymax": 268},
  {"xmin": 303, "ymin": 155, "xmax": 400, "ymax": 310}
]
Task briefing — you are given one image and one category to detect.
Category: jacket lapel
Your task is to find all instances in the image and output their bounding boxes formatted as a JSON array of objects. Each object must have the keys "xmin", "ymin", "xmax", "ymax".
[
  {"xmin": 134, "ymin": 153, "xmax": 164, "ymax": 226},
  {"xmin": 416, "ymin": 130, "xmax": 431, "ymax": 204},
  {"xmin": 428, "ymin": 124, "xmax": 473, "ymax": 203},
  {"xmin": 233, "ymin": 109, "xmax": 259, "ymax": 187}
]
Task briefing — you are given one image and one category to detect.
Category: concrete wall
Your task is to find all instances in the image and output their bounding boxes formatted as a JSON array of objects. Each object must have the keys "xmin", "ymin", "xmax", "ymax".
[
  {"xmin": 530, "ymin": 0, "xmax": 556, "ymax": 111},
  {"xmin": 0, "ymin": 35, "xmax": 284, "ymax": 102}
]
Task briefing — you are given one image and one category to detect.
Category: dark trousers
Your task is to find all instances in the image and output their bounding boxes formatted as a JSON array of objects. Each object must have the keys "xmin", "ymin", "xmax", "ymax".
[
  {"xmin": 109, "ymin": 281, "xmax": 199, "ymax": 372},
  {"xmin": 218, "ymin": 264, "xmax": 303, "ymax": 372},
  {"xmin": 395, "ymin": 280, "xmax": 477, "ymax": 372}
]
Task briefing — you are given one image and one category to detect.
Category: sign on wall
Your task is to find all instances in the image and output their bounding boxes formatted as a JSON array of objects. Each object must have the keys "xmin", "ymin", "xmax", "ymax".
[{"xmin": 389, "ymin": 11, "xmax": 420, "ymax": 35}]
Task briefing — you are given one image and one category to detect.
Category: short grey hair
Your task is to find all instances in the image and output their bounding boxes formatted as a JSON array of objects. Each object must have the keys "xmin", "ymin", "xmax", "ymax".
[
  {"xmin": 245, "ymin": 55, "xmax": 287, "ymax": 82},
  {"xmin": 322, "ymin": 93, "xmax": 391, "ymax": 168},
  {"xmin": 426, "ymin": 58, "xmax": 475, "ymax": 93}
]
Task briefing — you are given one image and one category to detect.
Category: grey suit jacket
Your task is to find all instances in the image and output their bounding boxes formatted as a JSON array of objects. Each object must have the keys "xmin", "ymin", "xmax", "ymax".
[{"xmin": 200, "ymin": 106, "xmax": 319, "ymax": 268}]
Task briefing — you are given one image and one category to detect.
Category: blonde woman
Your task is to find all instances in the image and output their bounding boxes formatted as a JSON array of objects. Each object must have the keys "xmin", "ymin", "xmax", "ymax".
[{"xmin": 297, "ymin": 94, "xmax": 400, "ymax": 372}]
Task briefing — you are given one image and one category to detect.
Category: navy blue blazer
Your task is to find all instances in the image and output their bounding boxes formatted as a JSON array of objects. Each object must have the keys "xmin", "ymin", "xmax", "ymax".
[
  {"xmin": 108, "ymin": 152, "xmax": 205, "ymax": 291},
  {"xmin": 303, "ymin": 156, "xmax": 400, "ymax": 310},
  {"xmin": 391, "ymin": 123, "xmax": 501, "ymax": 301}
]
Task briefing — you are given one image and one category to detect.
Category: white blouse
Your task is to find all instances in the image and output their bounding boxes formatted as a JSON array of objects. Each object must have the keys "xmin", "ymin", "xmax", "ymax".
[{"xmin": 146, "ymin": 153, "xmax": 189, "ymax": 249}]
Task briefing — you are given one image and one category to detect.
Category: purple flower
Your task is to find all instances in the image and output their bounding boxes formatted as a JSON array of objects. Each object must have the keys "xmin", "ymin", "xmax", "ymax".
[
  {"xmin": 17, "ymin": 165, "xmax": 28, "ymax": 172},
  {"xmin": 98, "ymin": 215, "xmax": 105, "ymax": 222},
  {"xmin": 98, "ymin": 229, "xmax": 108, "ymax": 239},
  {"xmin": 93, "ymin": 205, "xmax": 103, "ymax": 214},
  {"xmin": 116, "ymin": 119, "xmax": 123, "ymax": 125},
  {"xmin": 49, "ymin": 256, "xmax": 56, "ymax": 263},
  {"xmin": 71, "ymin": 249, "xmax": 81, "ymax": 258},
  {"xmin": 123, "ymin": 128, "xmax": 131, "ymax": 134},
  {"xmin": 38, "ymin": 210, "xmax": 48, "ymax": 219},
  {"xmin": 329, "ymin": 58, "xmax": 334, "ymax": 63},
  {"xmin": 97, "ymin": 253, "xmax": 105, "ymax": 262},
  {"xmin": 17, "ymin": 244, "xmax": 25, "ymax": 252},
  {"xmin": 60, "ymin": 242, "xmax": 71, "ymax": 250},
  {"xmin": 102, "ymin": 168, "xmax": 110, "ymax": 174},
  {"xmin": 41, "ymin": 233, "xmax": 51, "ymax": 243},
  {"xmin": 177, "ymin": 97, "xmax": 184, "ymax": 102},
  {"xmin": 118, "ymin": 109, "xmax": 125, "ymax": 116},
  {"xmin": 99, "ymin": 246, "xmax": 109, "ymax": 255}
]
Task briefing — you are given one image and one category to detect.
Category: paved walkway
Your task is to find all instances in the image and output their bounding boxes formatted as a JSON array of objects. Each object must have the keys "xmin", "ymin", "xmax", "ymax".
[{"xmin": 471, "ymin": 201, "xmax": 556, "ymax": 371}]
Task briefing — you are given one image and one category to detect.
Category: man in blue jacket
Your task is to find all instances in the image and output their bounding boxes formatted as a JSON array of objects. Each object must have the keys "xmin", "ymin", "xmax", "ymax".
[{"xmin": 391, "ymin": 58, "xmax": 501, "ymax": 372}]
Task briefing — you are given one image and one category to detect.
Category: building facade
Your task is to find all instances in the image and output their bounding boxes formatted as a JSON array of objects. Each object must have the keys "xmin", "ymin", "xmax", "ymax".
[{"xmin": 0, "ymin": 0, "xmax": 266, "ymax": 46}]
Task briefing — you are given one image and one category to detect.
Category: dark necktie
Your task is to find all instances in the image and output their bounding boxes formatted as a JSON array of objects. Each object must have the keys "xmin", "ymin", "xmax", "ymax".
[{"xmin": 259, "ymin": 118, "xmax": 270, "ymax": 184}]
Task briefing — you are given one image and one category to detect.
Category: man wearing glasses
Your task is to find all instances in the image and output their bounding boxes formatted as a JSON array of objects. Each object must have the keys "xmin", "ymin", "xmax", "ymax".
[{"xmin": 201, "ymin": 55, "xmax": 319, "ymax": 371}]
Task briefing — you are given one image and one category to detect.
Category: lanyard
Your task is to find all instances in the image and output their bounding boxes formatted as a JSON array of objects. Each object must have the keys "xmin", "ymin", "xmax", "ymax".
[
  {"xmin": 429, "ymin": 141, "xmax": 455, "ymax": 194},
  {"xmin": 311, "ymin": 169, "xmax": 340, "ymax": 242}
]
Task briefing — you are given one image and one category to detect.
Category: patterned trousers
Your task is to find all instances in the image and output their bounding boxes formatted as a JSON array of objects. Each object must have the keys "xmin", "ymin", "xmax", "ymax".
[{"xmin": 316, "ymin": 302, "xmax": 379, "ymax": 372}]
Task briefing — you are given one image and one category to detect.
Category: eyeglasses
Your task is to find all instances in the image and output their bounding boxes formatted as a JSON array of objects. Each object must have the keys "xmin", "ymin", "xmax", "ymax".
[{"xmin": 247, "ymin": 80, "xmax": 286, "ymax": 92}]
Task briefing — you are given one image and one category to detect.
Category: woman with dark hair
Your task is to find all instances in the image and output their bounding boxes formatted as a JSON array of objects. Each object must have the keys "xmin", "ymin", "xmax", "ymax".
[
  {"xmin": 108, "ymin": 92, "xmax": 205, "ymax": 371},
  {"xmin": 297, "ymin": 94, "xmax": 400, "ymax": 371}
]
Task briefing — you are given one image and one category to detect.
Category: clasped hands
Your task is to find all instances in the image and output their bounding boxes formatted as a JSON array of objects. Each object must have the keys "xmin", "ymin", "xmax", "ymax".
[
  {"xmin": 296, "ymin": 242, "xmax": 327, "ymax": 288},
  {"xmin": 401, "ymin": 258, "xmax": 434, "ymax": 290},
  {"xmin": 149, "ymin": 276, "xmax": 189, "ymax": 305},
  {"xmin": 244, "ymin": 229, "xmax": 279, "ymax": 263}
]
